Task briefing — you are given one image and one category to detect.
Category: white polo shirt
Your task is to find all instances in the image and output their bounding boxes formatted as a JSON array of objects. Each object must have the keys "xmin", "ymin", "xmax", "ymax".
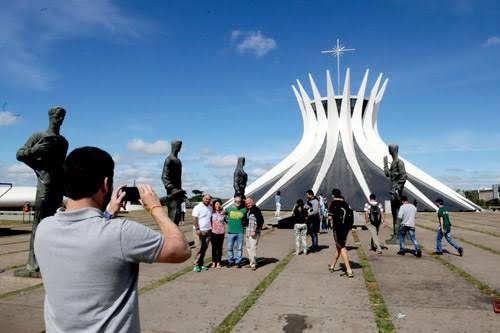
[{"xmin": 192, "ymin": 202, "xmax": 213, "ymax": 231}]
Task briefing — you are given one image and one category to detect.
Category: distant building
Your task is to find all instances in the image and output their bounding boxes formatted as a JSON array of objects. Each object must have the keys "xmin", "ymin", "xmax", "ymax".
[{"xmin": 478, "ymin": 188, "xmax": 493, "ymax": 202}]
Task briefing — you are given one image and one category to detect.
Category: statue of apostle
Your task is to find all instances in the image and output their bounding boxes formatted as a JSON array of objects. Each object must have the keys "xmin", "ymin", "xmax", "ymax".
[
  {"xmin": 161, "ymin": 140, "xmax": 186, "ymax": 225},
  {"xmin": 233, "ymin": 157, "xmax": 248, "ymax": 199},
  {"xmin": 15, "ymin": 106, "xmax": 68, "ymax": 278},
  {"xmin": 383, "ymin": 144, "xmax": 407, "ymax": 241}
]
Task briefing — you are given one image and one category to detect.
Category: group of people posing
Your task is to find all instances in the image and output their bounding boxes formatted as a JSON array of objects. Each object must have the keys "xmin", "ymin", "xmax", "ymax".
[{"xmin": 191, "ymin": 194, "xmax": 264, "ymax": 272}]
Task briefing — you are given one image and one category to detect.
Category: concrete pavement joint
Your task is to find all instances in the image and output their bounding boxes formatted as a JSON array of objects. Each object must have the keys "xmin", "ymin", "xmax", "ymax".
[
  {"xmin": 353, "ymin": 230, "xmax": 396, "ymax": 333},
  {"xmin": 450, "ymin": 224, "xmax": 500, "ymax": 238},
  {"xmin": 0, "ymin": 282, "xmax": 43, "ymax": 300},
  {"xmin": 213, "ymin": 249, "xmax": 295, "ymax": 333},
  {"xmin": 418, "ymin": 225, "xmax": 500, "ymax": 256},
  {"xmin": 425, "ymin": 248, "xmax": 499, "ymax": 299},
  {"xmin": 0, "ymin": 249, "xmax": 28, "ymax": 256}
]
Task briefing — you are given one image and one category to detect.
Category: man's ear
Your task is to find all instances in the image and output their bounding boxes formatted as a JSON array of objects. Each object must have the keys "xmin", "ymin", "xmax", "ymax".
[{"xmin": 103, "ymin": 177, "xmax": 110, "ymax": 194}]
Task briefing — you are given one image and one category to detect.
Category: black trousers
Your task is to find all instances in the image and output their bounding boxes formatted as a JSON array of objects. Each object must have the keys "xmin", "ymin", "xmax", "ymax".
[{"xmin": 211, "ymin": 233, "xmax": 225, "ymax": 263}]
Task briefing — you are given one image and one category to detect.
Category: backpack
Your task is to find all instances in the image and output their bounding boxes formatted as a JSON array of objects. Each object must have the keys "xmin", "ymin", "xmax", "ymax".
[
  {"xmin": 343, "ymin": 205, "xmax": 354, "ymax": 230},
  {"xmin": 369, "ymin": 203, "xmax": 382, "ymax": 226}
]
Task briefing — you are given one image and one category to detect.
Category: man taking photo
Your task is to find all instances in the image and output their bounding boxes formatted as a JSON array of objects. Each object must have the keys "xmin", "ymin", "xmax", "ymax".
[{"xmin": 34, "ymin": 146, "xmax": 191, "ymax": 332}]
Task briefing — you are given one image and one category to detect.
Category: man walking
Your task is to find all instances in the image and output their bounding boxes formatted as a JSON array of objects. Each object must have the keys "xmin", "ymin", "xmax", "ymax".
[
  {"xmin": 192, "ymin": 194, "xmax": 213, "ymax": 272},
  {"xmin": 364, "ymin": 193, "xmax": 387, "ymax": 254},
  {"xmin": 305, "ymin": 190, "xmax": 320, "ymax": 252},
  {"xmin": 328, "ymin": 189, "xmax": 354, "ymax": 277},
  {"xmin": 397, "ymin": 195, "xmax": 422, "ymax": 257},
  {"xmin": 435, "ymin": 198, "xmax": 463, "ymax": 256},
  {"xmin": 34, "ymin": 147, "xmax": 190, "ymax": 332},
  {"xmin": 225, "ymin": 196, "xmax": 247, "ymax": 268},
  {"xmin": 245, "ymin": 198, "xmax": 264, "ymax": 270}
]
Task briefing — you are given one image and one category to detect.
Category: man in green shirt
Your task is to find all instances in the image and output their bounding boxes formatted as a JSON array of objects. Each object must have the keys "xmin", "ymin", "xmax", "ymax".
[
  {"xmin": 225, "ymin": 196, "xmax": 247, "ymax": 268},
  {"xmin": 435, "ymin": 198, "xmax": 463, "ymax": 256}
]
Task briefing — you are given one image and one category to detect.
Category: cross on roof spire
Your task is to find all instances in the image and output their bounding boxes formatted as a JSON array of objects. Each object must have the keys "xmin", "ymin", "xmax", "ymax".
[{"xmin": 321, "ymin": 39, "xmax": 355, "ymax": 91}]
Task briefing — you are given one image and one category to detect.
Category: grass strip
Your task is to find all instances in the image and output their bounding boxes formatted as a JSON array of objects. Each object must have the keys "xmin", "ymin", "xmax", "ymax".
[
  {"xmin": 418, "ymin": 225, "xmax": 500, "ymax": 256},
  {"xmin": 427, "ymin": 250, "xmax": 499, "ymax": 298},
  {"xmin": 139, "ymin": 265, "xmax": 195, "ymax": 295},
  {"xmin": 213, "ymin": 250, "xmax": 295, "ymax": 333},
  {"xmin": 354, "ymin": 232, "xmax": 395, "ymax": 333},
  {"xmin": 451, "ymin": 225, "xmax": 500, "ymax": 238},
  {"xmin": 0, "ymin": 283, "xmax": 43, "ymax": 300},
  {"xmin": 0, "ymin": 263, "xmax": 25, "ymax": 273}
]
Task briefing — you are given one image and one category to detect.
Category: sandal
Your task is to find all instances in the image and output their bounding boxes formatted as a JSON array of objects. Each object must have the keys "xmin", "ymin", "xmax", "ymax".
[
  {"xmin": 346, "ymin": 270, "xmax": 354, "ymax": 278},
  {"xmin": 328, "ymin": 264, "xmax": 335, "ymax": 272}
]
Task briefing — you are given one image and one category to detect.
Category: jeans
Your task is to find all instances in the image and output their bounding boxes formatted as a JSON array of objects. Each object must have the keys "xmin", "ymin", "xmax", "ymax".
[
  {"xmin": 310, "ymin": 233, "xmax": 318, "ymax": 249},
  {"xmin": 227, "ymin": 233, "xmax": 244, "ymax": 264},
  {"xmin": 436, "ymin": 229, "xmax": 461, "ymax": 253},
  {"xmin": 399, "ymin": 225, "xmax": 420, "ymax": 252}
]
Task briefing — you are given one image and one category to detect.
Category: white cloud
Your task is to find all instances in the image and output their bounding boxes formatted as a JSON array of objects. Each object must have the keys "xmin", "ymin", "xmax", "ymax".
[
  {"xmin": 230, "ymin": 30, "xmax": 241, "ymax": 40},
  {"xmin": 0, "ymin": 112, "xmax": 21, "ymax": 126},
  {"xmin": 481, "ymin": 36, "xmax": 500, "ymax": 48},
  {"xmin": 200, "ymin": 148, "xmax": 215, "ymax": 156},
  {"xmin": 231, "ymin": 30, "xmax": 277, "ymax": 57},
  {"xmin": 208, "ymin": 154, "xmax": 238, "ymax": 168},
  {"xmin": 0, "ymin": 0, "xmax": 146, "ymax": 91},
  {"xmin": 248, "ymin": 167, "xmax": 268, "ymax": 177},
  {"xmin": 126, "ymin": 138, "xmax": 169, "ymax": 155},
  {"xmin": 0, "ymin": 162, "xmax": 36, "ymax": 186}
]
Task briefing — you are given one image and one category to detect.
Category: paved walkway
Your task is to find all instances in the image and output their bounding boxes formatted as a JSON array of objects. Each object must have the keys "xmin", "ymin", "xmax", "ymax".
[{"xmin": 1, "ymin": 210, "xmax": 499, "ymax": 332}]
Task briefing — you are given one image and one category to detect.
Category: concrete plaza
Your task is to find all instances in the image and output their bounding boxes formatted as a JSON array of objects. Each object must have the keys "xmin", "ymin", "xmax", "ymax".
[{"xmin": 1, "ymin": 210, "xmax": 499, "ymax": 332}]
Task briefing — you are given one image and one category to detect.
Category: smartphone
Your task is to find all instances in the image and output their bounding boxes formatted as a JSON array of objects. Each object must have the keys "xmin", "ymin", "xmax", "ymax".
[{"xmin": 122, "ymin": 186, "xmax": 140, "ymax": 204}]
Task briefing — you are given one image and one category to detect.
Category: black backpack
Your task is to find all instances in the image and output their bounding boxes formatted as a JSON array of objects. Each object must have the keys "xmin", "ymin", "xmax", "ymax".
[
  {"xmin": 343, "ymin": 205, "xmax": 354, "ymax": 230},
  {"xmin": 369, "ymin": 203, "xmax": 381, "ymax": 226}
]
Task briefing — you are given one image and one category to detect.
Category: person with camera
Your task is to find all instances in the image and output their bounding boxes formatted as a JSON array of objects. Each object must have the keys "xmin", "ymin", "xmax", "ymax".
[{"xmin": 34, "ymin": 146, "xmax": 191, "ymax": 333}]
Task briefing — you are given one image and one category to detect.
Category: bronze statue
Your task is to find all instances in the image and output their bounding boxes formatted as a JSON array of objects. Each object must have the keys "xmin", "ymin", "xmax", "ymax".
[
  {"xmin": 384, "ymin": 144, "xmax": 407, "ymax": 242},
  {"xmin": 161, "ymin": 140, "xmax": 186, "ymax": 225},
  {"xmin": 15, "ymin": 106, "xmax": 68, "ymax": 278},
  {"xmin": 233, "ymin": 157, "xmax": 248, "ymax": 198}
]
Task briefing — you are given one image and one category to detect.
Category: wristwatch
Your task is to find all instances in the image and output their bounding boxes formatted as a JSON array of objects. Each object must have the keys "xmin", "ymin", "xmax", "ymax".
[{"xmin": 103, "ymin": 211, "xmax": 113, "ymax": 220}]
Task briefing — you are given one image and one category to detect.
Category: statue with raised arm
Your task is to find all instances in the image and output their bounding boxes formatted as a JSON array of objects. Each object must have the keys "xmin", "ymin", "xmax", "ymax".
[
  {"xmin": 233, "ymin": 157, "xmax": 248, "ymax": 199},
  {"xmin": 383, "ymin": 144, "xmax": 407, "ymax": 242},
  {"xmin": 15, "ymin": 106, "xmax": 68, "ymax": 278},
  {"xmin": 161, "ymin": 140, "xmax": 186, "ymax": 225}
]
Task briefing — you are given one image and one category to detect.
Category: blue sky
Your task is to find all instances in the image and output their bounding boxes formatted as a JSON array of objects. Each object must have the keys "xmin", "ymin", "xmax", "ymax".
[{"xmin": 1, "ymin": 0, "xmax": 499, "ymax": 198}]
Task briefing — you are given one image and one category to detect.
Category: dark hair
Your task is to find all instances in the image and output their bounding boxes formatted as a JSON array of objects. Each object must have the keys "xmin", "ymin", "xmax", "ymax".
[
  {"xmin": 331, "ymin": 188, "xmax": 341, "ymax": 198},
  {"xmin": 213, "ymin": 199, "xmax": 222, "ymax": 208},
  {"xmin": 435, "ymin": 198, "xmax": 444, "ymax": 205},
  {"xmin": 296, "ymin": 198, "xmax": 304, "ymax": 206},
  {"xmin": 369, "ymin": 193, "xmax": 376, "ymax": 200},
  {"xmin": 306, "ymin": 189, "xmax": 314, "ymax": 196},
  {"xmin": 277, "ymin": 190, "xmax": 281, "ymax": 195},
  {"xmin": 64, "ymin": 147, "xmax": 114, "ymax": 200},
  {"xmin": 401, "ymin": 195, "xmax": 409, "ymax": 202}
]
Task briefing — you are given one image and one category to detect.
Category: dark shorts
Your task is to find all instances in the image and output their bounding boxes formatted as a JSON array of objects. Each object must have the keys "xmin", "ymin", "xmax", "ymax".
[{"xmin": 333, "ymin": 229, "xmax": 348, "ymax": 248}]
